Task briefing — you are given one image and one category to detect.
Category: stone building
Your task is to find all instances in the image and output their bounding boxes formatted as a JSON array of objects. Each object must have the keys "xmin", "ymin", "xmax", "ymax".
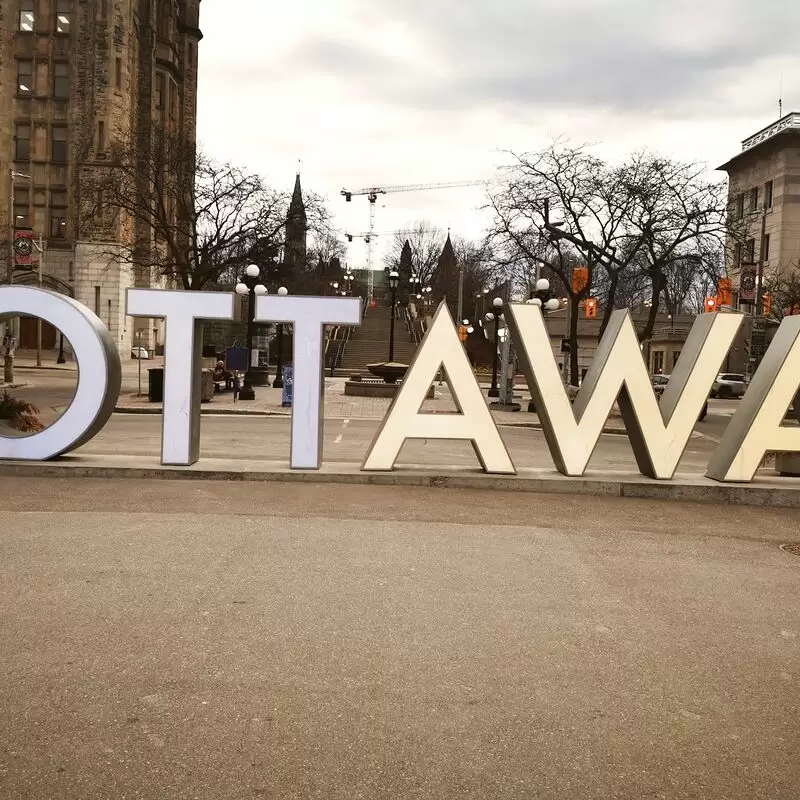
[
  {"xmin": 0, "ymin": 0, "xmax": 202, "ymax": 356},
  {"xmin": 717, "ymin": 112, "xmax": 800, "ymax": 308}
]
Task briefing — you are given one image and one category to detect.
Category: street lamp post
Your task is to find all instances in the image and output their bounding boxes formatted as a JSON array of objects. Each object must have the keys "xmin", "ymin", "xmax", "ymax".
[
  {"xmin": 235, "ymin": 264, "xmax": 268, "ymax": 400},
  {"xmin": 486, "ymin": 297, "xmax": 503, "ymax": 398},
  {"xmin": 272, "ymin": 286, "xmax": 289, "ymax": 389},
  {"xmin": 388, "ymin": 270, "xmax": 399, "ymax": 362},
  {"xmin": 526, "ymin": 277, "xmax": 561, "ymax": 412}
]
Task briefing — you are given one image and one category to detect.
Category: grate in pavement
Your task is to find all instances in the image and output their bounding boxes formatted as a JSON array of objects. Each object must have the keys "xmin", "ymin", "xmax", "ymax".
[{"xmin": 780, "ymin": 543, "xmax": 800, "ymax": 556}]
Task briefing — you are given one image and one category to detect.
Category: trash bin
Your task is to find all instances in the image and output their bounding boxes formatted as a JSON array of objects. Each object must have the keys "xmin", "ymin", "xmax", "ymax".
[
  {"xmin": 281, "ymin": 364, "xmax": 294, "ymax": 407},
  {"xmin": 201, "ymin": 369, "xmax": 214, "ymax": 402},
  {"xmin": 148, "ymin": 368, "xmax": 164, "ymax": 402}
]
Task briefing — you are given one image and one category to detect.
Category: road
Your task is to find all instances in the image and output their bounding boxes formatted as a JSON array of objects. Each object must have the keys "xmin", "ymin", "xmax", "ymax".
[{"xmin": 0, "ymin": 479, "xmax": 798, "ymax": 799}]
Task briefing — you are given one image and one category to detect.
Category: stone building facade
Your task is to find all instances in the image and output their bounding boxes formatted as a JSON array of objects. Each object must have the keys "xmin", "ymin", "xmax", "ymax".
[
  {"xmin": 0, "ymin": 0, "xmax": 202, "ymax": 356},
  {"xmin": 718, "ymin": 112, "xmax": 800, "ymax": 308}
]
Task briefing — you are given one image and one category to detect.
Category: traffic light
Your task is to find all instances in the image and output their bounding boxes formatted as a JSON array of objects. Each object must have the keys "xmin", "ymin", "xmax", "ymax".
[
  {"xmin": 717, "ymin": 277, "xmax": 732, "ymax": 307},
  {"xmin": 572, "ymin": 266, "xmax": 588, "ymax": 293},
  {"xmin": 585, "ymin": 297, "xmax": 597, "ymax": 319},
  {"xmin": 762, "ymin": 292, "xmax": 772, "ymax": 317},
  {"xmin": 704, "ymin": 296, "xmax": 717, "ymax": 313}
]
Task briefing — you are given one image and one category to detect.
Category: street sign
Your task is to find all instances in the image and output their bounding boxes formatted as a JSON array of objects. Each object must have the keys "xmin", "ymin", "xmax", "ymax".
[{"xmin": 752, "ymin": 316, "xmax": 766, "ymax": 331}]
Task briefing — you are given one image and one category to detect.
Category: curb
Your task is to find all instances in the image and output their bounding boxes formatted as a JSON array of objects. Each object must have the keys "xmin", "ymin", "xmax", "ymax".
[{"xmin": 0, "ymin": 458, "xmax": 798, "ymax": 508}]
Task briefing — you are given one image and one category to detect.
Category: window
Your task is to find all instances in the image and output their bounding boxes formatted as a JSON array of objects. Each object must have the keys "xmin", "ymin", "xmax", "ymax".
[
  {"xmin": 744, "ymin": 238, "xmax": 755, "ymax": 263},
  {"xmin": 14, "ymin": 124, "xmax": 31, "ymax": 160},
  {"xmin": 765, "ymin": 180, "xmax": 773, "ymax": 209},
  {"xmin": 169, "ymin": 79, "xmax": 178, "ymax": 119},
  {"xmin": 56, "ymin": 0, "xmax": 72, "ymax": 33},
  {"xmin": 749, "ymin": 187, "xmax": 758, "ymax": 212},
  {"xmin": 94, "ymin": 287, "xmax": 101, "ymax": 315},
  {"xmin": 155, "ymin": 73, "xmax": 165, "ymax": 108},
  {"xmin": 51, "ymin": 126, "xmax": 68, "ymax": 162},
  {"xmin": 50, "ymin": 213, "xmax": 67, "ymax": 239},
  {"xmin": 13, "ymin": 188, "xmax": 30, "ymax": 228},
  {"xmin": 53, "ymin": 62, "xmax": 69, "ymax": 99},
  {"xmin": 97, "ymin": 120, "xmax": 105, "ymax": 151},
  {"xmin": 17, "ymin": 60, "xmax": 33, "ymax": 95},
  {"xmin": 115, "ymin": 57, "xmax": 122, "ymax": 90},
  {"xmin": 762, "ymin": 233, "xmax": 770, "ymax": 262},
  {"xmin": 18, "ymin": 0, "xmax": 34, "ymax": 31},
  {"xmin": 672, "ymin": 351, "xmax": 681, "ymax": 370},
  {"xmin": 735, "ymin": 193, "xmax": 744, "ymax": 218},
  {"xmin": 33, "ymin": 207, "xmax": 46, "ymax": 234},
  {"xmin": 652, "ymin": 351, "xmax": 664, "ymax": 374},
  {"xmin": 733, "ymin": 242, "xmax": 742, "ymax": 267}
]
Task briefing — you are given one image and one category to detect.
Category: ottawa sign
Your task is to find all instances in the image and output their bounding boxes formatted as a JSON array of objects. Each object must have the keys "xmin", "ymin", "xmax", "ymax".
[{"xmin": 1, "ymin": 286, "xmax": 799, "ymax": 484}]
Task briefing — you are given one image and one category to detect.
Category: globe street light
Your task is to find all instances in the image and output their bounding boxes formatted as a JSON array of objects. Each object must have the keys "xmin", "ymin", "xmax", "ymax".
[
  {"xmin": 525, "ymin": 277, "xmax": 561, "ymax": 411},
  {"xmin": 486, "ymin": 297, "xmax": 503, "ymax": 398},
  {"xmin": 272, "ymin": 286, "xmax": 289, "ymax": 389},
  {"xmin": 388, "ymin": 270, "xmax": 399, "ymax": 362},
  {"xmin": 235, "ymin": 264, "xmax": 268, "ymax": 400}
]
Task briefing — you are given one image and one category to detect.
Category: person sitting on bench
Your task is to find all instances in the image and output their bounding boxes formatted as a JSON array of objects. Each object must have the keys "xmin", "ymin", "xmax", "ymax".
[{"xmin": 213, "ymin": 361, "xmax": 235, "ymax": 391}]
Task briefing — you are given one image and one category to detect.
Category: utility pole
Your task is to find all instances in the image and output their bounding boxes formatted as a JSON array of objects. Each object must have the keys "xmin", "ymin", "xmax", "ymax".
[{"xmin": 5, "ymin": 170, "xmax": 30, "ymax": 383}]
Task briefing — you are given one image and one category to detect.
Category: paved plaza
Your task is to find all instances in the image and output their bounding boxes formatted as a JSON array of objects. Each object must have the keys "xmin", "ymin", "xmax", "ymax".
[{"xmin": 0, "ymin": 480, "xmax": 798, "ymax": 799}]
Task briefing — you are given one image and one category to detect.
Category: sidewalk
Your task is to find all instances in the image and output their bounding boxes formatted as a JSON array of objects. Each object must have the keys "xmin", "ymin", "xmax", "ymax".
[{"xmin": 115, "ymin": 376, "xmax": 629, "ymax": 432}]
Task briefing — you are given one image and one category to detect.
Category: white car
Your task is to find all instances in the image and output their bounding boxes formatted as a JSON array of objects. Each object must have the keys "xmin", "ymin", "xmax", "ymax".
[
  {"xmin": 711, "ymin": 373, "xmax": 746, "ymax": 399},
  {"xmin": 131, "ymin": 346, "xmax": 150, "ymax": 360}
]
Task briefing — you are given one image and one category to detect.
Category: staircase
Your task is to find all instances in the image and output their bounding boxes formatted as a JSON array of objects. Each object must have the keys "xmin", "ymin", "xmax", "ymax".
[{"xmin": 338, "ymin": 304, "xmax": 419, "ymax": 374}]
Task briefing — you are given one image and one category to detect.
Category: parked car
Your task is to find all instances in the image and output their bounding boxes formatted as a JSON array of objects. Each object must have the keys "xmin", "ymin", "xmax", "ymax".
[
  {"xmin": 131, "ymin": 346, "xmax": 150, "ymax": 360},
  {"xmin": 711, "ymin": 373, "xmax": 746, "ymax": 399},
  {"xmin": 651, "ymin": 374, "xmax": 670, "ymax": 396}
]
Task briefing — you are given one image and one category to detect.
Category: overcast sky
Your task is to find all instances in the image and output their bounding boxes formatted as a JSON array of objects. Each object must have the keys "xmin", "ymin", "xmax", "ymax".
[{"xmin": 197, "ymin": 0, "xmax": 800, "ymax": 268}]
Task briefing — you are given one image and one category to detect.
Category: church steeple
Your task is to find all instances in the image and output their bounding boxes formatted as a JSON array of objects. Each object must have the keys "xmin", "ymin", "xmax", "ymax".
[
  {"xmin": 284, "ymin": 173, "xmax": 307, "ymax": 273},
  {"xmin": 289, "ymin": 173, "xmax": 306, "ymax": 223},
  {"xmin": 437, "ymin": 232, "xmax": 456, "ymax": 283}
]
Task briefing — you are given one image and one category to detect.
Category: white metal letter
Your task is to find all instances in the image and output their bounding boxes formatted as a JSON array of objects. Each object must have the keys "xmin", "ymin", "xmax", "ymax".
[
  {"xmin": 127, "ymin": 289, "xmax": 234, "ymax": 465},
  {"xmin": 256, "ymin": 295, "xmax": 361, "ymax": 469},
  {"xmin": 706, "ymin": 316, "xmax": 800, "ymax": 482},
  {"xmin": 0, "ymin": 287, "xmax": 120, "ymax": 460},
  {"xmin": 505, "ymin": 304, "xmax": 742, "ymax": 478},
  {"xmin": 363, "ymin": 303, "xmax": 515, "ymax": 473}
]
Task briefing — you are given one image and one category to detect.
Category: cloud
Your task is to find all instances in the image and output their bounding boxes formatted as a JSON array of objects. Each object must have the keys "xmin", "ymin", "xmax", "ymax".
[
  {"xmin": 195, "ymin": 0, "xmax": 800, "ymax": 257},
  {"xmin": 290, "ymin": 0, "xmax": 800, "ymax": 117}
]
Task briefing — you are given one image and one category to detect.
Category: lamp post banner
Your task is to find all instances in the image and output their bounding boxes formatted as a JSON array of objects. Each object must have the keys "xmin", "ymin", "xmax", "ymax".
[{"xmin": 1, "ymin": 287, "xmax": 800, "ymax": 485}]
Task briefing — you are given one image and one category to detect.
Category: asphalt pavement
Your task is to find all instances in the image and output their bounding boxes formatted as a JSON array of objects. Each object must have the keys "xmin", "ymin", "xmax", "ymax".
[{"xmin": 0, "ymin": 479, "xmax": 798, "ymax": 799}]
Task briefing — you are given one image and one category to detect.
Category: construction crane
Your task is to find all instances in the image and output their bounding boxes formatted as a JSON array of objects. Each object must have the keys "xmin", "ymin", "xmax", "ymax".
[
  {"xmin": 344, "ymin": 227, "xmax": 446, "ymax": 244},
  {"xmin": 340, "ymin": 179, "xmax": 492, "ymax": 299}
]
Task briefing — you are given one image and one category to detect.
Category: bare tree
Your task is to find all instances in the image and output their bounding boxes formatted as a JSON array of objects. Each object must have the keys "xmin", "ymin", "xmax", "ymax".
[
  {"xmin": 763, "ymin": 265, "xmax": 800, "ymax": 321},
  {"xmin": 488, "ymin": 142, "xmax": 737, "ymax": 383},
  {"xmin": 82, "ymin": 126, "xmax": 333, "ymax": 291},
  {"xmin": 615, "ymin": 154, "xmax": 731, "ymax": 339},
  {"xmin": 486, "ymin": 142, "xmax": 623, "ymax": 384},
  {"xmin": 383, "ymin": 221, "xmax": 445, "ymax": 287}
]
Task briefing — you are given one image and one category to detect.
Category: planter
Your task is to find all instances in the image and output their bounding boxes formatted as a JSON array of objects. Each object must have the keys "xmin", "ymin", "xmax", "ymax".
[
  {"xmin": 775, "ymin": 453, "xmax": 800, "ymax": 477},
  {"xmin": 366, "ymin": 362, "xmax": 409, "ymax": 384}
]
